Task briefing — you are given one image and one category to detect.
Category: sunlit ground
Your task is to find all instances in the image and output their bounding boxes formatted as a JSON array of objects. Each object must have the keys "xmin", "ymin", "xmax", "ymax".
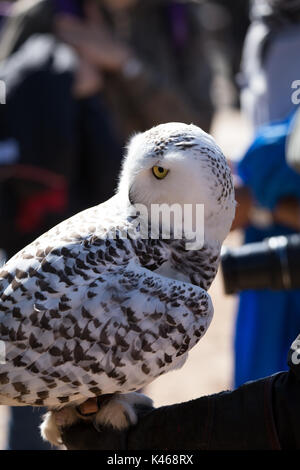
[{"xmin": 0, "ymin": 108, "xmax": 252, "ymax": 449}]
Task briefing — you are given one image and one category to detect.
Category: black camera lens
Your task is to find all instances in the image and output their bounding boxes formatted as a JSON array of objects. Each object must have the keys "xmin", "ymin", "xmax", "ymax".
[{"xmin": 221, "ymin": 234, "xmax": 300, "ymax": 294}]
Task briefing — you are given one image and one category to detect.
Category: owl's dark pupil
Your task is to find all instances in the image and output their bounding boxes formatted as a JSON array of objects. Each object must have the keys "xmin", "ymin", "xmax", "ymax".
[{"xmin": 158, "ymin": 167, "xmax": 164, "ymax": 173}]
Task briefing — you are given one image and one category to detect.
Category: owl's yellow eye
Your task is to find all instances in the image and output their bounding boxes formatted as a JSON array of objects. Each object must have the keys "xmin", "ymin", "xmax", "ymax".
[{"xmin": 152, "ymin": 166, "xmax": 169, "ymax": 180}]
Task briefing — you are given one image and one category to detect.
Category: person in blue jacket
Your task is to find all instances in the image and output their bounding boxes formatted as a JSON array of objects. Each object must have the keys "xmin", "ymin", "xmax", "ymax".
[
  {"xmin": 233, "ymin": 0, "xmax": 300, "ymax": 388},
  {"xmin": 234, "ymin": 111, "xmax": 300, "ymax": 388}
]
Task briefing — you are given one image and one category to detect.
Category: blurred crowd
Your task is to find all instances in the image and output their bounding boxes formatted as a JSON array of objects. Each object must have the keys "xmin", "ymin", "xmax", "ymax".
[{"xmin": 1, "ymin": 0, "xmax": 300, "ymax": 451}]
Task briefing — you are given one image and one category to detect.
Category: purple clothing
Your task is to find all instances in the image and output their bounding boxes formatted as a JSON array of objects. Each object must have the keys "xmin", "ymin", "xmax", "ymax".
[
  {"xmin": 53, "ymin": 0, "xmax": 84, "ymax": 17},
  {"xmin": 0, "ymin": 2, "xmax": 12, "ymax": 16},
  {"xmin": 168, "ymin": 4, "xmax": 188, "ymax": 50}
]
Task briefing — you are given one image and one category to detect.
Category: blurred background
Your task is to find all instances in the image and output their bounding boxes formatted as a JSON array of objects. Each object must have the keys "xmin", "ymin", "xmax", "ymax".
[{"xmin": 1, "ymin": 0, "xmax": 300, "ymax": 450}]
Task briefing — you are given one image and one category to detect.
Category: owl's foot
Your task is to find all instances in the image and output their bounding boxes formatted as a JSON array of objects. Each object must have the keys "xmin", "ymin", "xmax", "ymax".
[
  {"xmin": 40, "ymin": 407, "xmax": 79, "ymax": 446},
  {"xmin": 94, "ymin": 392, "xmax": 153, "ymax": 431},
  {"xmin": 40, "ymin": 392, "xmax": 153, "ymax": 446}
]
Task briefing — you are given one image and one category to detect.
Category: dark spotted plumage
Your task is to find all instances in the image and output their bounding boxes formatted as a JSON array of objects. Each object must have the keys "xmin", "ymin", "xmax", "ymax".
[{"xmin": 0, "ymin": 123, "xmax": 235, "ymax": 411}]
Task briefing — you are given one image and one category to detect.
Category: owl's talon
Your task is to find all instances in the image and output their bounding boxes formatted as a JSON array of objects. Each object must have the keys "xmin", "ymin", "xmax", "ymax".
[{"xmin": 93, "ymin": 417, "xmax": 102, "ymax": 432}]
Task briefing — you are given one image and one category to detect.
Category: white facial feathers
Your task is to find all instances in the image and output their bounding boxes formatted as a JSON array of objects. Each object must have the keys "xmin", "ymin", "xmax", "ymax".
[{"xmin": 118, "ymin": 122, "xmax": 236, "ymax": 244}]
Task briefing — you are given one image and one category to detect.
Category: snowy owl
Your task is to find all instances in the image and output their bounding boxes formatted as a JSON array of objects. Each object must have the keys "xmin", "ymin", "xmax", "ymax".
[{"xmin": 0, "ymin": 122, "xmax": 235, "ymax": 446}]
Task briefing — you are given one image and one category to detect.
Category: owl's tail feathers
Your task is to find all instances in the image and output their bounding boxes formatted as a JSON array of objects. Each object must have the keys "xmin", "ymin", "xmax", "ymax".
[{"xmin": 40, "ymin": 392, "xmax": 153, "ymax": 447}]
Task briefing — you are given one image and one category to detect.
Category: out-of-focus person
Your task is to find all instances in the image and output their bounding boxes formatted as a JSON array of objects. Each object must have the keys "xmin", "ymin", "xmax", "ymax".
[
  {"xmin": 240, "ymin": 0, "xmax": 300, "ymax": 128},
  {"xmin": 52, "ymin": 0, "xmax": 216, "ymax": 142},
  {"xmin": 201, "ymin": 0, "xmax": 250, "ymax": 107},
  {"xmin": 231, "ymin": 0, "xmax": 300, "ymax": 389}
]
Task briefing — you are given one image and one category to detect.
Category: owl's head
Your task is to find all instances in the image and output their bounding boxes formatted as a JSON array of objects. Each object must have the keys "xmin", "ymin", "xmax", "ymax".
[{"xmin": 118, "ymin": 122, "xmax": 236, "ymax": 244}]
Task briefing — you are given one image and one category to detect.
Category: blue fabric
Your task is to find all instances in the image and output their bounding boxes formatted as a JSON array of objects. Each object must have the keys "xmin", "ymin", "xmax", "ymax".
[
  {"xmin": 238, "ymin": 113, "xmax": 300, "ymax": 210},
  {"xmin": 234, "ymin": 113, "xmax": 300, "ymax": 388}
]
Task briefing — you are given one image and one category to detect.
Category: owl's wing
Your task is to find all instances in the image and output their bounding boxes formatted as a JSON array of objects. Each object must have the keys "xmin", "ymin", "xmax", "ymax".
[
  {"xmin": 0, "ymin": 233, "xmax": 212, "ymax": 407},
  {"xmin": 97, "ymin": 263, "xmax": 214, "ymax": 387}
]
